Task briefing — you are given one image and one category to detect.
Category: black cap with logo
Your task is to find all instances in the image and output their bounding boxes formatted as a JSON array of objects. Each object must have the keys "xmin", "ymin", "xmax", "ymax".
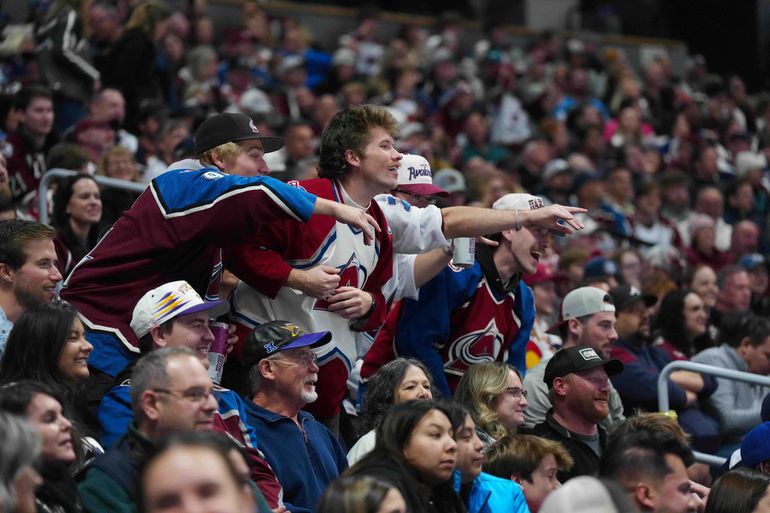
[
  {"xmin": 242, "ymin": 320, "xmax": 331, "ymax": 368},
  {"xmin": 543, "ymin": 345, "xmax": 624, "ymax": 388},
  {"xmin": 194, "ymin": 113, "xmax": 283, "ymax": 157},
  {"xmin": 609, "ymin": 284, "xmax": 657, "ymax": 312}
]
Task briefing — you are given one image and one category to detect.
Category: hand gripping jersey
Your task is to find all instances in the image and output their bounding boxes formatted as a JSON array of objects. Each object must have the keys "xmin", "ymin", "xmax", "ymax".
[
  {"xmin": 227, "ymin": 178, "xmax": 393, "ymax": 418},
  {"xmin": 362, "ymin": 249, "xmax": 535, "ymax": 397},
  {"xmin": 61, "ymin": 167, "xmax": 316, "ymax": 377}
]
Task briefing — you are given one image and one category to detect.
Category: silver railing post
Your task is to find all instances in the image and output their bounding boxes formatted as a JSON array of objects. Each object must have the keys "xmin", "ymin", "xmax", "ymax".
[{"xmin": 657, "ymin": 360, "xmax": 770, "ymax": 467}]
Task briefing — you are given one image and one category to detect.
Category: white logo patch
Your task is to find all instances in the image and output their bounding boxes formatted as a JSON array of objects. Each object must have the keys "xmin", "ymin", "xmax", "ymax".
[
  {"xmin": 579, "ymin": 347, "xmax": 601, "ymax": 362},
  {"xmin": 202, "ymin": 171, "xmax": 223, "ymax": 180}
]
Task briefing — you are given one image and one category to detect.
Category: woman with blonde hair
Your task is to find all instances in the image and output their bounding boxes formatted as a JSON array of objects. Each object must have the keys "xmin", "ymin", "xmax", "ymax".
[{"xmin": 454, "ymin": 361, "xmax": 528, "ymax": 447}]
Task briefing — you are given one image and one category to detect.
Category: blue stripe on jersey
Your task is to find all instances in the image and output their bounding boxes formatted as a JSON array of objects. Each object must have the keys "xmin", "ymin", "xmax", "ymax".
[
  {"xmin": 288, "ymin": 229, "xmax": 337, "ymax": 269},
  {"xmin": 152, "ymin": 168, "xmax": 315, "ymax": 221}
]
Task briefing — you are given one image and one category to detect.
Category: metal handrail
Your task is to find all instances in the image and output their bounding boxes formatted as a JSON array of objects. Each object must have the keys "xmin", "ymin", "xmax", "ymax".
[
  {"xmin": 658, "ymin": 360, "xmax": 770, "ymax": 466},
  {"xmin": 38, "ymin": 168, "xmax": 147, "ymax": 225}
]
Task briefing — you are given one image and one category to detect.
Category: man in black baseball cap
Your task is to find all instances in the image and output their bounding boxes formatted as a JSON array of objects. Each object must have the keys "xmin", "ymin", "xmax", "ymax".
[
  {"xmin": 610, "ymin": 284, "xmax": 656, "ymax": 342},
  {"xmin": 193, "ymin": 112, "xmax": 283, "ymax": 177},
  {"xmin": 241, "ymin": 320, "xmax": 331, "ymax": 368},
  {"xmin": 530, "ymin": 345, "xmax": 623, "ymax": 482},
  {"xmin": 241, "ymin": 321, "xmax": 347, "ymax": 512}
]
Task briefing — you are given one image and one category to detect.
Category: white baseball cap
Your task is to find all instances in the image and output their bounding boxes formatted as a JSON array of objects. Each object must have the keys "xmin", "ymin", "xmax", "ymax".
[
  {"xmin": 396, "ymin": 154, "xmax": 448, "ymax": 197},
  {"xmin": 433, "ymin": 168, "xmax": 466, "ymax": 193},
  {"xmin": 547, "ymin": 286, "xmax": 615, "ymax": 334},
  {"xmin": 735, "ymin": 151, "xmax": 767, "ymax": 177},
  {"xmin": 492, "ymin": 193, "xmax": 546, "ymax": 211},
  {"xmin": 131, "ymin": 281, "xmax": 229, "ymax": 339}
]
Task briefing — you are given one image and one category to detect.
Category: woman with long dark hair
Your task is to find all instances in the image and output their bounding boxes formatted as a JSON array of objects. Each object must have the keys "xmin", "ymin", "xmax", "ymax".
[
  {"xmin": 653, "ymin": 288, "xmax": 709, "ymax": 359},
  {"xmin": 348, "ymin": 358, "xmax": 435, "ymax": 464},
  {"xmin": 0, "ymin": 302, "xmax": 96, "ymax": 439},
  {"xmin": 51, "ymin": 175, "xmax": 102, "ymax": 277},
  {"xmin": 705, "ymin": 467, "xmax": 770, "ymax": 513},
  {"xmin": 346, "ymin": 400, "xmax": 467, "ymax": 513},
  {"xmin": 0, "ymin": 381, "xmax": 87, "ymax": 513}
]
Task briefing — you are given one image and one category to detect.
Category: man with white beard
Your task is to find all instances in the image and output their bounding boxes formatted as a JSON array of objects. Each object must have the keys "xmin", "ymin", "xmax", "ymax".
[{"xmin": 242, "ymin": 321, "xmax": 348, "ymax": 513}]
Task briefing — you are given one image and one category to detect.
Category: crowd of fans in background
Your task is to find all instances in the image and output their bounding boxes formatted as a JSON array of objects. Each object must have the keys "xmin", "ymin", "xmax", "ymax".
[{"xmin": 2, "ymin": 0, "xmax": 770, "ymax": 512}]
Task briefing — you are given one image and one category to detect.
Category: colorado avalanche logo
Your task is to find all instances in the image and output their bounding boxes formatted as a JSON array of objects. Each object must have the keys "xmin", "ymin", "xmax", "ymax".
[
  {"xmin": 444, "ymin": 319, "xmax": 506, "ymax": 376},
  {"xmin": 313, "ymin": 253, "xmax": 369, "ymax": 311}
]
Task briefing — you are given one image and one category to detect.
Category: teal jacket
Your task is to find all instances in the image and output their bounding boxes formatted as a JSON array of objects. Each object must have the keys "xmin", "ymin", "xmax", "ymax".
[{"xmin": 456, "ymin": 471, "xmax": 531, "ymax": 513}]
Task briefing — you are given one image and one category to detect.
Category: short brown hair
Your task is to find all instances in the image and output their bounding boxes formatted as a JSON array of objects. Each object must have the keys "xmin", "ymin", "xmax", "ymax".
[
  {"xmin": 483, "ymin": 434, "xmax": 574, "ymax": 481},
  {"xmin": 0, "ymin": 220, "xmax": 55, "ymax": 269},
  {"xmin": 318, "ymin": 105, "xmax": 398, "ymax": 179}
]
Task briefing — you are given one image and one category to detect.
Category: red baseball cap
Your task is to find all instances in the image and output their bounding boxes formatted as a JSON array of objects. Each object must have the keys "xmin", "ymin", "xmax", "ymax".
[{"xmin": 523, "ymin": 263, "xmax": 566, "ymax": 287}]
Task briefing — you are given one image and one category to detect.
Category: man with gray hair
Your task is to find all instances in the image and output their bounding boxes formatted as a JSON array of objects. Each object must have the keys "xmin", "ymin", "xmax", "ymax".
[
  {"xmin": 78, "ymin": 347, "xmax": 219, "ymax": 513},
  {"xmin": 242, "ymin": 321, "xmax": 348, "ymax": 513}
]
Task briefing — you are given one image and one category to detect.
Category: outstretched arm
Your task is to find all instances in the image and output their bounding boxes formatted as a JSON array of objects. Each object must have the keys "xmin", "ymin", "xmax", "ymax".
[{"xmin": 440, "ymin": 204, "xmax": 585, "ymax": 239}]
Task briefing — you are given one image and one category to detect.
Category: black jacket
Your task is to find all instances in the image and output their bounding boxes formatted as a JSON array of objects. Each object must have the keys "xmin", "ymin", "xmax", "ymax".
[
  {"xmin": 347, "ymin": 450, "xmax": 467, "ymax": 513},
  {"xmin": 528, "ymin": 410, "xmax": 607, "ymax": 482}
]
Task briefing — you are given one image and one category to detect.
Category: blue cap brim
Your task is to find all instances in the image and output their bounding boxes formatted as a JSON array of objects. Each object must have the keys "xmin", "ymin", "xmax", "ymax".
[
  {"xmin": 282, "ymin": 331, "xmax": 332, "ymax": 351},
  {"xmin": 179, "ymin": 299, "xmax": 230, "ymax": 319}
]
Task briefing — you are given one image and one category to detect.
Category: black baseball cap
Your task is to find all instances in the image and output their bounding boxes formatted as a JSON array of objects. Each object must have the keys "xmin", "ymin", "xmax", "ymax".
[
  {"xmin": 242, "ymin": 320, "xmax": 331, "ymax": 368},
  {"xmin": 194, "ymin": 112, "xmax": 283, "ymax": 157},
  {"xmin": 609, "ymin": 284, "xmax": 657, "ymax": 312},
  {"xmin": 543, "ymin": 345, "xmax": 624, "ymax": 388}
]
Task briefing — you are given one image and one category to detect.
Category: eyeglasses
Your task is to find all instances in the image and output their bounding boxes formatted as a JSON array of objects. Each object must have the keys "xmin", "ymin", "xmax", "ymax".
[
  {"xmin": 270, "ymin": 351, "xmax": 318, "ymax": 367},
  {"xmin": 153, "ymin": 387, "xmax": 215, "ymax": 403},
  {"xmin": 395, "ymin": 189, "xmax": 437, "ymax": 205},
  {"xmin": 505, "ymin": 387, "xmax": 528, "ymax": 399}
]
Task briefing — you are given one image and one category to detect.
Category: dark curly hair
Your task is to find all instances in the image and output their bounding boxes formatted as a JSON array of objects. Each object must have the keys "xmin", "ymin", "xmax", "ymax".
[{"xmin": 359, "ymin": 358, "xmax": 436, "ymax": 435}]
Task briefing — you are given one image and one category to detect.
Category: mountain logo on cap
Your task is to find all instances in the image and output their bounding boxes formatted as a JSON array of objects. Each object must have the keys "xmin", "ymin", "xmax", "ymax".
[
  {"xmin": 579, "ymin": 347, "xmax": 601, "ymax": 361},
  {"xmin": 529, "ymin": 197, "xmax": 545, "ymax": 210},
  {"xmin": 249, "ymin": 119, "xmax": 259, "ymax": 133}
]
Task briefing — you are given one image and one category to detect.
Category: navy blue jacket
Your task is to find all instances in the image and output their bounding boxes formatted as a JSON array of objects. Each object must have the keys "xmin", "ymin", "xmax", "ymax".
[{"xmin": 243, "ymin": 400, "xmax": 347, "ymax": 513}]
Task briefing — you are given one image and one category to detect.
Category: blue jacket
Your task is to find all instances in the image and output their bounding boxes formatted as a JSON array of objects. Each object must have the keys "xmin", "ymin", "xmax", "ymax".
[
  {"xmin": 455, "ymin": 471, "xmax": 530, "ymax": 513},
  {"xmin": 610, "ymin": 338, "xmax": 718, "ymax": 411},
  {"xmin": 243, "ymin": 400, "xmax": 348, "ymax": 513},
  {"xmin": 392, "ymin": 251, "xmax": 535, "ymax": 396}
]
